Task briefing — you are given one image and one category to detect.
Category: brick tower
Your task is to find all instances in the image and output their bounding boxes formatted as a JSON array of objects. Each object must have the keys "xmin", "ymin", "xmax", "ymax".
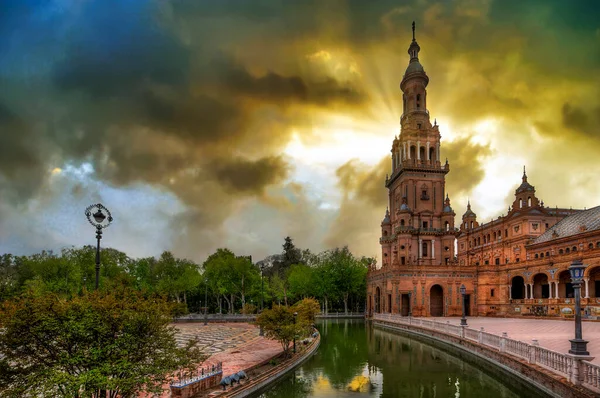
[{"xmin": 370, "ymin": 22, "xmax": 463, "ymax": 318}]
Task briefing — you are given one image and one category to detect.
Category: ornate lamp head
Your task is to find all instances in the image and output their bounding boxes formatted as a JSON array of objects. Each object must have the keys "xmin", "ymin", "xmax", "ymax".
[
  {"xmin": 569, "ymin": 259, "xmax": 587, "ymax": 284},
  {"xmin": 85, "ymin": 203, "xmax": 113, "ymax": 229},
  {"xmin": 460, "ymin": 284, "xmax": 466, "ymax": 295}
]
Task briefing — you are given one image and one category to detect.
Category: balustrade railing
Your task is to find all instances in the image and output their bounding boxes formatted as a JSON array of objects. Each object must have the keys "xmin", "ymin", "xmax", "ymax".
[
  {"xmin": 534, "ymin": 346, "xmax": 573, "ymax": 376},
  {"xmin": 371, "ymin": 313, "xmax": 595, "ymax": 392},
  {"xmin": 582, "ymin": 361, "xmax": 600, "ymax": 392},
  {"xmin": 464, "ymin": 328, "xmax": 479, "ymax": 341},
  {"xmin": 482, "ymin": 332, "xmax": 501, "ymax": 348},
  {"xmin": 170, "ymin": 362, "xmax": 223, "ymax": 388},
  {"xmin": 504, "ymin": 338, "xmax": 530, "ymax": 361}
]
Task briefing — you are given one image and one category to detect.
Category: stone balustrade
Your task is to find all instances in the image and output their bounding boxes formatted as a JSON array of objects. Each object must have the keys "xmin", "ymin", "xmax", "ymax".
[{"xmin": 372, "ymin": 313, "xmax": 599, "ymax": 395}]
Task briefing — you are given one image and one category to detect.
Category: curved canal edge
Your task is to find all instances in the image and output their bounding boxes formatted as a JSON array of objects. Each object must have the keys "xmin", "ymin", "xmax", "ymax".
[
  {"xmin": 220, "ymin": 331, "xmax": 321, "ymax": 398},
  {"xmin": 372, "ymin": 318, "xmax": 596, "ymax": 398}
]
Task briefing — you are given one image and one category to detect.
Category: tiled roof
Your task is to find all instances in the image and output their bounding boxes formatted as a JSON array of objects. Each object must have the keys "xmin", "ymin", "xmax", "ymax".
[{"xmin": 532, "ymin": 205, "xmax": 600, "ymax": 244}]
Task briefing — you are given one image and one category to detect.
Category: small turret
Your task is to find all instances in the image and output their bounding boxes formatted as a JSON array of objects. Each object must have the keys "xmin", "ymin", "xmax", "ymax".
[
  {"xmin": 461, "ymin": 199, "xmax": 478, "ymax": 231},
  {"xmin": 443, "ymin": 194, "xmax": 454, "ymax": 214},
  {"xmin": 381, "ymin": 208, "xmax": 391, "ymax": 225}
]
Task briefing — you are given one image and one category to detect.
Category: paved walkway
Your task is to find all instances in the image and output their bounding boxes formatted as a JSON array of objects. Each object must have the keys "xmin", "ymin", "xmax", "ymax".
[
  {"xmin": 432, "ymin": 317, "xmax": 600, "ymax": 364},
  {"xmin": 142, "ymin": 323, "xmax": 283, "ymax": 397}
]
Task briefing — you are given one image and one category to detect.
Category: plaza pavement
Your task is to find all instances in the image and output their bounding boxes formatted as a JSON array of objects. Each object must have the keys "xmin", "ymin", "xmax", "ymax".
[
  {"xmin": 142, "ymin": 322, "xmax": 283, "ymax": 397},
  {"xmin": 431, "ymin": 317, "xmax": 600, "ymax": 364}
]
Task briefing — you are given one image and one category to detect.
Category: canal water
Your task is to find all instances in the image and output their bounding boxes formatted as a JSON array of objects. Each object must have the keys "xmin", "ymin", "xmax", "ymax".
[{"xmin": 256, "ymin": 319, "xmax": 544, "ymax": 398}]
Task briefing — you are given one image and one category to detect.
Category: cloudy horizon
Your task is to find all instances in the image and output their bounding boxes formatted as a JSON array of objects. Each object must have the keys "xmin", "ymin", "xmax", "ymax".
[{"xmin": 1, "ymin": 0, "xmax": 599, "ymax": 263}]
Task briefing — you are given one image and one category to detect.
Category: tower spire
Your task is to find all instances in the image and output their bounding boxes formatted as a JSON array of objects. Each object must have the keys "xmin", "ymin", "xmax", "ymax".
[
  {"xmin": 522, "ymin": 165, "xmax": 528, "ymax": 182},
  {"xmin": 412, "ymin": 21, "xmax": 416, "ymax": 41}
]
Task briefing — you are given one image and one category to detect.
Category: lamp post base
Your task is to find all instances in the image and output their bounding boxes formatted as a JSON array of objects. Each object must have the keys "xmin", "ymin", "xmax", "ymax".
[
  {"xmin": 460, "ymin": 317, "xmax": 468, "ymax": 326},
  {"xmin": 568, "ymin": 338, "xmax": 589, "ymax": 356}
]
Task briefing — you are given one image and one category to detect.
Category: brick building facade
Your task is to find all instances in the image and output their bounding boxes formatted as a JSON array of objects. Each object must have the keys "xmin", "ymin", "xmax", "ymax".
[{"xmin": 366, "ymin": 24, "xmax": 600, "ymax": 319}]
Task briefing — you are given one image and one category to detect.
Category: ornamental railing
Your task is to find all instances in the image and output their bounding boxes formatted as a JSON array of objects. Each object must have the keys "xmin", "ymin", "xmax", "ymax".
[
  {"xmin": 170, "ymin": 362, "xmax": 223, "ymax": 388},
  {"xmin": 582, "ymin": 361, "xmax": 600, "ymax": 391},
  {"xmin": 372, "ymin": 314, "xmax": 598, "ymax": 394}
]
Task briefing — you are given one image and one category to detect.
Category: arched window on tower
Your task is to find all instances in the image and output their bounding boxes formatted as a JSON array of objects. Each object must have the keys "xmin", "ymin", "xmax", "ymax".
[
  {"xmin": 471, "ymin": 221, "xmax": 474, "ymax": 229},
  {"xmin": 422, "ymin": 241, "xmax": 428, "ymax": 257},
  {"xmin": 410, "ymin": 146, "xmax": 417, "ymax": 159},
  {"xmin": 429, "ymin": 147, "xmax": 435, "ymax": 162},
  {"xmin": 445, "ymin": 221, "xmax": 449, "ymax": 231},
  {"xmin": 416, "ymin": 94, "xmax": 421, "ymax": 109},
  {"xmin": 400, "ymin": 219, "xmax": 405, "ymax": 227},
  {"xmin": 528, "ymin": 197, "xmax": 532, "ymax": 207},
  {"xmin": 519, "ymin": 198, "xmax": 523, "ymax": 208}
]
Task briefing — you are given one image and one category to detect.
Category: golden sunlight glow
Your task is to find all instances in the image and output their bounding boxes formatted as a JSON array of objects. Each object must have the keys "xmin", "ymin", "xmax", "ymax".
[
  {"xmin": 284, "ymin": 128, "xmax": 390, "ymax": 166},
  {"xmin": 51, "ymin": 167, "xmax": 62, "ymax": 175},
  {"xmin": 347, "ymin": 375, "xmax": 371, "ymax": 392},
  {"xmin": 471, "ymin": 118, "xmax": 499, "ymax": 146},
  {"xmin": 306, "ymin": 49, "xmax": 362, "ymax": 80},
  {"xmin": 313, "ymin": 375, "xmax": 333, "ymax": 392}
]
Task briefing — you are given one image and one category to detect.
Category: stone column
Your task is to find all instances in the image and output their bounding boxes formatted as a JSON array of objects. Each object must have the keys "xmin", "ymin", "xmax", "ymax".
[
  {"xmin": 549, "ymin": 282, "xmax": 553, "ymax": 299},
  {"xmin": 417, "ymin": 141, "xmax": 421, "ymax": 160},
  {"xmin": 508, "ymin": 285, "xmax": 512, "ymax": 300},
  {"xmin": 524, "ymin": 284, "xmax": 528, "ymax": 299},
  {"xmin": 436, "ymin": 143, "xmax": 440, "ymax": 163},
  {"xmin": 530, "ymin": 283, "xmax": 534, "ymax": 299},
  {"xmin": 407, "ymin": 141, "xmax": 411, "ymax": 159},
  {"xmin": 403, "ymin": 142, "xmax": 406, "ymax": 160},
  {"xmin": 418, "ymin": 238, "xmax": 422, "ymax": 258},
  {"xmin": 426, "ymin": 141, "xmax": 430, "ymax": 160},
  {"xmin": 555, "ymin": 281, "xmax": 559, "ymax": 298},
  {"xmin": 431, "ymin": 239, "xmax": 435, "ymax": 258},
  {"xmin": 584, "ymin": 277, "xmax": 590, "ymax": 298}
]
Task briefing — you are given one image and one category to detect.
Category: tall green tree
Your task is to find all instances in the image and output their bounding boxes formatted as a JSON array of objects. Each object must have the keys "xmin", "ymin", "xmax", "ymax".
[
  {"xmin": 326, "ymin": 247, "xmax": 367, "ymax": 314},
  {"xmin": 287, "ymin": 264, "xmax": 314, "ymax": 300},
  {"xmin": 0, "ymin": 287, "xmax": 205, "ymax": 398}
]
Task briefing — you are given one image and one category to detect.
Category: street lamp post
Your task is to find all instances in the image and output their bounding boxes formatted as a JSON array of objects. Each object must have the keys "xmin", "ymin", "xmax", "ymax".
[
  {"xmin": 85, "ymin": 204, "xmax": 113, "ymax": 290},
  {"xmin": 259, "ymin": 263, "xmax": 265, "ymax": 336},
  {"xmin": 204, "ymin": 279, "xmax": 208, "ymax": 326},
  {"xmin": 460, "ymin": 284, "xmax": 468, "ymax": 326},
  {"xmin": 568, "ymin": 259, "xmax": 589, "ymax": 356},
  {"xmin": 293, "ymin": 311, "xmax": 298, "ymax": 354}
]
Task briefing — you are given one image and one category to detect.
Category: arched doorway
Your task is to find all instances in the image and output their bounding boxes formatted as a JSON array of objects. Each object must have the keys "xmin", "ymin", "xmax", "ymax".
[
  {"xmin": 583, "ymin": 267, "xmax": 600, "ymax": 297},
  {"xmin": 375, "ymin": 287, "xmax": 381, "ymax": 313},
  {"xmin": 430, "ymin": 285, "xmax": 444, "ymax": 316},
  {"xmin": 532, "ymin": 273, "xmax": 550, "ymax": 298},
  {"xmin": 511, "ymin": 276, "xmax": 525, "ymax": 299},
  {"xmin": 558, "ymin": 270, "xmax": 574, "ymax": 298}
]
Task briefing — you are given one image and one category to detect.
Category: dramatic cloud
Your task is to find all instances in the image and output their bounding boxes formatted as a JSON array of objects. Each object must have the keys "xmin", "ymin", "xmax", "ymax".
[
  {"xmin": 325, "ymin": 157, "xmax": 389, "ymax": 256},
  {"xmin": 1, "ymin": 0, "xmax": 599, "ymax": 261}
]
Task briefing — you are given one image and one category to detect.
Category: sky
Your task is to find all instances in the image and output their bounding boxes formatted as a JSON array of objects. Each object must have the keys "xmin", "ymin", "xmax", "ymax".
[{"xmin": 1, "ymin": 0, "xmax": 600, "ymax": 263}]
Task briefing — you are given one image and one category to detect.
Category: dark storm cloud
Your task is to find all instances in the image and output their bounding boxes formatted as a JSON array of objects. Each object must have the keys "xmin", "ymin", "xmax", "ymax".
[
  {"xmin": 211, "ymin": 156, "xmax": 290, "ymax": 195},
  {"xmin": 561, "ymin": 103, "xmax": 600, "ymax": 139},
  {"xmin": 30, "ymin": 0, "xmax": 365, "ymax": 204},
  {"xmin": 335, "ymin": 158, "xmax": 387, "ymax": 208},
  {"xmin": 2, "ymin": 0, "xmax": 600, "ymax": 260},
  {"xmin": 325, "ymin": 157, "xmax": 388, "ymax": 255},
  {"xmin": 442, "ymin": 138, "xmax": 492, "ymax": 196}
]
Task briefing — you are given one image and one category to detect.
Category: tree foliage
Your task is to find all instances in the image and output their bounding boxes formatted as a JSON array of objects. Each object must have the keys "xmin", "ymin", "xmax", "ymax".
[
  {"xmin": 255, "ymin": 305, "xmax": 302, "ymax": 357},
  {"xmin": 0, "ymin": 236, "xmax": 369, "ymax": 315},
  {"xmin": 0, "ymin": 287, "xmax": 205, "ymax": 398}
]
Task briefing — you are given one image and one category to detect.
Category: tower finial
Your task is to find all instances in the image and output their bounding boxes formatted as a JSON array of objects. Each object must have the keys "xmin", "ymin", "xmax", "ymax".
[
  {"xmin": 412, "ymin": 21, "xmax": 416, "ymax": 41},
  {"xmin": 522, "ymin": 165, "xmax": 528, "ymax": 182}
]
